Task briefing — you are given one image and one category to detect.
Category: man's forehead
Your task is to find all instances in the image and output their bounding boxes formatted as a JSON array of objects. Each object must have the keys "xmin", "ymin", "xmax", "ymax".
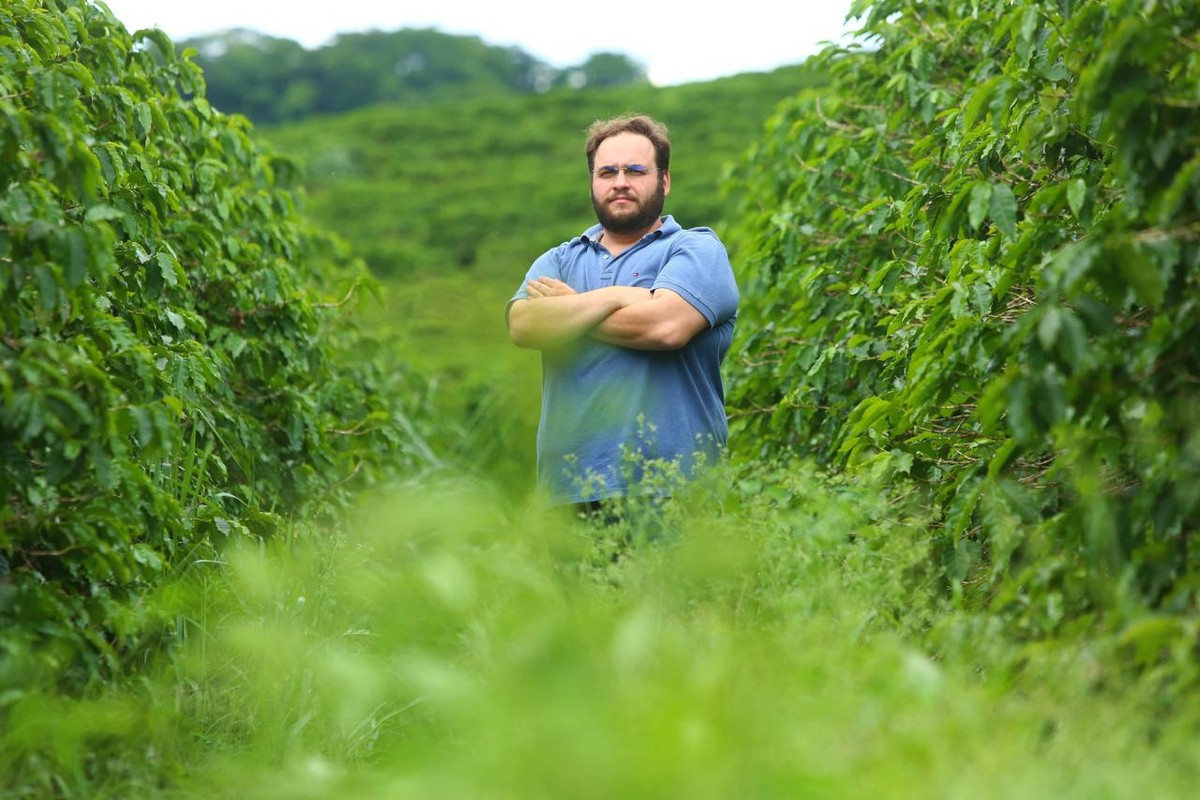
[{"xmin": 595, "ymin": 132, "xmax": 654, "ymax": 159}]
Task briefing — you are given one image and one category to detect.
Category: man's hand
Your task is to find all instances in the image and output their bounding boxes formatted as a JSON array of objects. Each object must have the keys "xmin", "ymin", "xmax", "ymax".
[{"xmin": 525, "ymin": 276, "xmax": 577, "ymax": 299}]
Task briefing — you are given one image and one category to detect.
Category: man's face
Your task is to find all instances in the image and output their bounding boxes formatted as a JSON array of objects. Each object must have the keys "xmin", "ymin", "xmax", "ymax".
[{"xmin": 590, "ymin": 132, "xmax": 670, "ymax": 234}]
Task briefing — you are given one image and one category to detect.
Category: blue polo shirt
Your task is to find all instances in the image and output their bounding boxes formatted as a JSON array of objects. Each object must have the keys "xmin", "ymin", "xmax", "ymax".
[{"xmin": 509, "ymin": 215, "xmax": 739, "ymax": 505}]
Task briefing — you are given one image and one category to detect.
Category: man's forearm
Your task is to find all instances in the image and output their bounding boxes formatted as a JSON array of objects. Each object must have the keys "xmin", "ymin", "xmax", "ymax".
[
  {"xmin": 589, "ymin": 306, "xmax": 669, "ymax": 350},
  {"xmin": 508, "ymin": 286, "xmax": 649, "ymax": 350},
  {"xmin": 589, "ymin": 290, "xmax": 709, "ymax": 351}
]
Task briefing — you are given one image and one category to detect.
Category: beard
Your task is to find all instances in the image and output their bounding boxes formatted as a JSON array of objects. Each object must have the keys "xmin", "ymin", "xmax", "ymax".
[{"xmin": 591, "ymin": 176, "xmax": 666, "ymax": 234}]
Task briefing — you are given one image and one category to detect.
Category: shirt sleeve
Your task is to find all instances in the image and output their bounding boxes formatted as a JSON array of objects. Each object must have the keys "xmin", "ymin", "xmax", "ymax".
[
  {"xmin": 651, "ymin": 230, "xmax": 740, "ymax": 327},
  {"xmin": 505, "ymin": 248, "xmax": 563, "ymax": 327}
]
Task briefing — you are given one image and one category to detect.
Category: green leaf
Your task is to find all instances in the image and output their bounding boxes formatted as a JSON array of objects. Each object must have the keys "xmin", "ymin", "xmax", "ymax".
[
  {"xmin": 34, "ymin": 265, "xmax": 59, "ymax": 313},
  {"xmin": 988, "ymin": 183, "xmax": 1018, "ymax": 240},
  {"xmin": 968, "ymin": 181, "xmax": 992, "ymax": 231},
  {"xmin": 55, "ymin": 61, "xmax": 97, "ymax": 94},
  {"xmin": 1015, "ymin": 6, "xmax": 1039, "ymax": 62},
  {"xmin": 63, "ymin": 226, "xmax": 88, "ymax": 288},
  {"xmin": 135, "ymin": 102, "xmax": 152, "ymax": 138},
  {"xmin": 987, "ymin": 439, "xmax": 1020, "ymax": 480},
  {"xmin": 85, "ymin": 204, "xmax": 124, "ymax": 222},
  {"xmin": 1066, "ymin": 178, "xmax": 1087, "ymax": 219},
  {"xmin": 963, "ymin": 75, "xmax": 1004, "ymax": 129},
  {"xmin": 131, "ymin": 543, "xmax": 165, "ymax": 572},
  {"xmin": 132, "ymin": 28, "xmax": 177, "ymax": 63},
  {"xmin": 156, "ymin": 251, "xmax": 180, "ymax": 288},
  {"xmin": 1037, "ymin": 306, "xmax": 1061, "ymax": 351}
]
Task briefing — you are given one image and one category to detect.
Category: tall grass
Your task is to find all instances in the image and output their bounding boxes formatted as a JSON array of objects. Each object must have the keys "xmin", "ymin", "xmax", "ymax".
[{"xmin": 5, "ymin": 464, "xmax": 1197, "ymax": 797}]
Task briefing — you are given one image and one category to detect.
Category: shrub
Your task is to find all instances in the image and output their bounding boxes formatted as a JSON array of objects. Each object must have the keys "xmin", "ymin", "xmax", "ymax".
[
  {"xmin": 727, "ymin": 0, "xmax": 1199, "ymax": 642},
  {"xmin": 0, "ymin": 0, "xmax": 439, "ymax": 691}
]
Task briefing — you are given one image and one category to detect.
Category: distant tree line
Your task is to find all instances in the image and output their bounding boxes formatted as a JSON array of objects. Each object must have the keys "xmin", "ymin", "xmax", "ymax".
[{"xmin": 181, "ymin": 27, "xmax": 650, "ymax": 123}]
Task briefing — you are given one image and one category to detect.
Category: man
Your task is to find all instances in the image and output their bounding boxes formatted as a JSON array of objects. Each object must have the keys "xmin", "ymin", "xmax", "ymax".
[{"xmin": 506, "ymin": 114, "xmax": 739, "ymax": 511}]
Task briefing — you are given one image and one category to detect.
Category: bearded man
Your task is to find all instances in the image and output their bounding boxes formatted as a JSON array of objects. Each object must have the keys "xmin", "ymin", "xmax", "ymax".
[{"xmin": 505, "ymin": 114, "xmax": 740, "ymax": 514}]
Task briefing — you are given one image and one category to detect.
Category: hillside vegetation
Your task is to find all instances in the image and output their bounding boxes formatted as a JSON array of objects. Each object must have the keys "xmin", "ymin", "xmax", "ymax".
[
  {"xmin": 2, "ymin": 0, "xmax": 1197, "ymax": 797},
  {"xmin": 180, "ymin": 27, "xmax": 651, "ymax": 124},
  {"xmin": 262, "ymin": 63, "xmax": 825, "ymax": 280}
]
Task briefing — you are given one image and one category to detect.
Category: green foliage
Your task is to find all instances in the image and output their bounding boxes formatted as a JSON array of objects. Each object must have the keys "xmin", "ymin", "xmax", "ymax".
[
  {"xmin": 178, "ymin": 30, "xmax": 311, "ymax": 123},
  {"xmin": 0, "ymin": 0, "xmax": 439, "ymax": 691},
  {"xmin": 263, "ymin": 63, "xmax": 826, "ymax": 281},
  {"xmin": 182, "ymin": 27, "xmax": 650, "ymax": 124},
  {"xmin": 727, "ymin": 0, "xmax": 1199, "ymax": 640},
  {"xmin": 3, "ymin": 4, "xmax": 1200, "ymax": 791},
  {"xmin": 5, "ymin": 469, "xmax": 1200, "ymax": 797}
]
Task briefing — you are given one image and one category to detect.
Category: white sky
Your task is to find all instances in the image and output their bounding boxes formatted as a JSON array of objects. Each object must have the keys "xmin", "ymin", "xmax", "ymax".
[{"xmin": 96, "ymin": 0, "xmax": 860, "ymax": 86}]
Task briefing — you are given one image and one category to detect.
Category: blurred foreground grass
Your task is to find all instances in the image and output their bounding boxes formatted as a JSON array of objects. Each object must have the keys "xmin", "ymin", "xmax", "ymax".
[{"xmin": 5, "ymin": 464, "xmax": 1197, "ymax": 798}]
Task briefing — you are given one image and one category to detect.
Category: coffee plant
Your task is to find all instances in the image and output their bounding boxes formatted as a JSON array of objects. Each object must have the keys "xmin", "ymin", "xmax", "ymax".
[
  {"xmin": 0, "ymin": 0, "xmax": 438, "ymax": 689},
  {"xmin": 728, "ymin": 0, "xmax": 1198, "ymax": 644}
]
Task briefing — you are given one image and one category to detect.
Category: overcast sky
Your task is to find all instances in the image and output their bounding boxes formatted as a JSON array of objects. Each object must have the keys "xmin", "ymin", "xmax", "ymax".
[{"xmin": 97, "ymin": 0, "xmax": 860, "ymax": 86}]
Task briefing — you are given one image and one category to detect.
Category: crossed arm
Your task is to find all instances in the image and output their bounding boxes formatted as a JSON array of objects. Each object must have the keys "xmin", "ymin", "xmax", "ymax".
[{"xmin": 507, "ymin": 276, "xmax": 709, "ymax": 352}]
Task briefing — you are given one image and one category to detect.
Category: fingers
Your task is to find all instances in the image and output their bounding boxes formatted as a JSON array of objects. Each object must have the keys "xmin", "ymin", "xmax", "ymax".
[{"xmin": 526, "ymin": 277, "xmax": 576, "ymax": 298}]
